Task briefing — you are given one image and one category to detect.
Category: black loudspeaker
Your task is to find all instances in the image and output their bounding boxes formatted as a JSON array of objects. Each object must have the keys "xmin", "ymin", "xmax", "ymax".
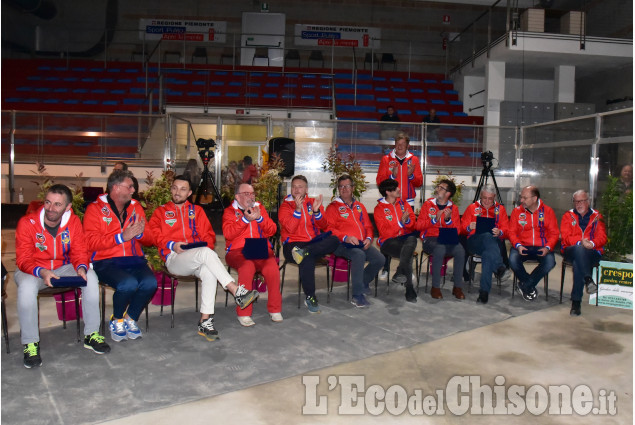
[{"xmin": 268, "ymin": 137, "xmax": 295, "ymax": 177}]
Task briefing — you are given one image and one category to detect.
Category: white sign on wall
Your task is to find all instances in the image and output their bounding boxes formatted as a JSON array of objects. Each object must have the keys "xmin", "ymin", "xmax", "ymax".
[
  {"xmin": 139, "ymin": 19, "xmax": 227, "ymax": 43},
  {"xmin": 294, "ymin": 24, "xmax": 381, "ymax": 48}
]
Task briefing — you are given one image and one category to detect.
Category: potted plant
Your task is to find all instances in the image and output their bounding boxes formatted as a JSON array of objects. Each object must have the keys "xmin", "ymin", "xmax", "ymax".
[
  {"xmin": 30, "ymin": 161, "xmax": 86, "ymax": 217},
  {"xmin": 322, "ymin": 145, "xmax": 368, "ymax": 200},
  {"xmin": 601, "ymin": 176, "xmax": 633, "ymax": 262},
  {"xmin": 430, "ymin": 171, "xmax": 464, "ymax": 206}
]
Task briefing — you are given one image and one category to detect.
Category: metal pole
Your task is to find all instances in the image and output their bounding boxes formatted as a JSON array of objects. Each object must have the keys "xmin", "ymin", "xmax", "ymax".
[{"xmin": 9, "ymin": 112, "xmax": 16, "ymax": 203}]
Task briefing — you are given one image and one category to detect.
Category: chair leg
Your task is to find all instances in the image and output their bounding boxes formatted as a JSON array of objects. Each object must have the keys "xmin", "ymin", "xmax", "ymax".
[
  {"xmin": 544, "ymin": 275, "xmax": 549, "ymax": 301},
  {"xmin": 326, "ymin": 263, "xmax": 331, "ymax": 304},
  {"xmin": 280, "ymin": 262, "xmax": 287, "ymax": 295},
  {"xmin": 195, "ymin": 278, "xmax": 199, "ymax": 311},
  {"xmin": 346, "ymin": 260, "xmax": 351, "ymax": 301},
  {"xmin": 160, "ymin": 273, "xmax": 166, "ymax": 316},
  {"xmin": 297, "ymin": 277, "xmax": 302, "ymax": 309},
  {"xmin": 100, "ymin": 284, "xmax": 106, "ymax": 335},
  {"xmin": 170, "ymin": 276, "xmax": 175, "ymax": 329},
  {"xmin": 74, "ymin": 288, "xmax": 81, "ymax": 343},
  {"xmin": 2, "ymin": 297, "xmax": 9, "ymax": 353},
  {"xmin": 560, "ymin": 263, "xmax": 566, "ymax": 304},
  {"xmin": 145, "ymin": 303, "xmax": 149, "ymax": 333},
  {"xmin": 61, "ymin": 292, "xmax": 67, "ymax": 329}
]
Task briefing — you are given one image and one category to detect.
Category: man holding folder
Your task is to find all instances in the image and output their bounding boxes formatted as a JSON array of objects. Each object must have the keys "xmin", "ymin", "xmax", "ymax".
[
  {"xmin": 461, "ymin": 184, "xmax": 509, "ymax": 304},
  {"xmin": 416, "ymin": 179, "xmax": 465, "ymax": 300}
]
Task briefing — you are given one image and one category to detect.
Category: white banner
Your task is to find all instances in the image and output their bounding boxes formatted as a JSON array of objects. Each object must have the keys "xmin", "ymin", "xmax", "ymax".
[
  {"xmin": 589, "ymin": 260, "xmax": 633, "ymax": 309},
  {"xmin": 139, "ymin": 19, "xmax": 227, "ymax": 43},
  {"xmin": 294, "ymin": 24, "xmax": 380, "ymax": 48}
]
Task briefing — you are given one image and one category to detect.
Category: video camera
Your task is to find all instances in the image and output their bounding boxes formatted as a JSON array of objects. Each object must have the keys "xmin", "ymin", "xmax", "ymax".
[
  {"xmin": 481, "ymin": 150, "xmax": 494, "ymax": 168},
  {"xmin": 196, "ymin": 138, "xmax": 216, "ymax": 165}
]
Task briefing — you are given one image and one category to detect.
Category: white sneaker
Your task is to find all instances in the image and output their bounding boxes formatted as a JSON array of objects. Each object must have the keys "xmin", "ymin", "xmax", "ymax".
[
  {"xmin": 237, "ymin": 316, "xmax": 256, "ymax": 327},
  {"xmin": 270, "ymin": 312, "xmax": 283, "ymax": 322},
  {"xmin": 379, "ymin": 270, "xmax": 388, "ymax": 280}
]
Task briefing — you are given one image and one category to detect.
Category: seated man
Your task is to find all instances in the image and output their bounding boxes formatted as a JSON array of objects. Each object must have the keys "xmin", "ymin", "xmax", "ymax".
[
  {"xmin": 222, "ymin": 183, "xmax": 282, "ymax": 327},
  {"xmin": 374, "ymin": 179, "xmax": 418, "ymax": 303},
  {"xmin": 84, "ymin": 170, "xmax": 157, "ymax": 342},
  {"xmin": 461, "ymin": 184, "xmax": 510, "ymax": 304},
  {"xmin": 149, "ymin": 175, "xmax": 259, "ymax": 340},
  {"xmin": 15, "ymin": 184, "xmax": 110, "ymax": 368},
  {"xmin": 279, "ymin": 175, "xmax": 340, "ymax": 313},
  {"xmin": 561, "ymin": 190, "xmax": 606, "ymax": 316},
  {"xmin": 509, "ymin": 185, "xmax": 559, "ymax": 301},
  {"xmin": 325, "ymin": 175, "xmax": 385, "ymax": 308},
  {"xmin": 416, "ymin": 179, "xmax": 466, "ymax": 300}
]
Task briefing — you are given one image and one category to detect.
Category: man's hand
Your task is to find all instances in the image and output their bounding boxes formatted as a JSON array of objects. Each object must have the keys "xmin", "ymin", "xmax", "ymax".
[
  {"xmin": 440, "ymin": 208, "xmax": 451, "ymax": 221},
  {"xmin": 400, "ymin": 211, "xmax": 410, "ymax": 225},
  {"xmin": 244, "ymin": 206, "xmax": 262, "ymax": 221},
  {"xmin": 391, "ymin": 165, "xmax": 399, "ymax": 177},
  {"xmin": 362, "ymin": 238, "xmax": 372, "ymax": 250},
  {"xmin": 294, "ymin": 194, "xmax": 305, "ymax": 212},
  {"xmin": 312, "ymin": 194, "xmax": 323, "ymax": 212},
  {"xmin": 581, "ymin": 238, "xmax": 594, "ymax": 249},
  {"xmin": 468, "ymin": 222, "xmax": 477, "ymax": 231},
  {"xmin": 173, "ymin": 241, "xmax": 185, "ymax": 254},
  {"xmin": 347, "ymin": 236, "xmax": 360, "ymax": 246},
  {"xmin": 77, "ymin": 267, "xmax": 87, "ymax": 281},
  {"xmin": 39, "ymin": 269, "xmax": 58, "ymax": 287},
  {"xmin": 517, "ymin": 245, "xmax": 528, "ymax": 255},
  {"xmin": 537, "ymin": 247, "xmax": 550, "ymax": 257},
  {"xmin": 407, "ymin": 161, "xmax": 415, "ymax": 176},
  {"xmin": 492, "ymin": 227, "xmax": 501, "ymax": 237},
  {"xmin": 122, "ymin": 217, "xmax": 146, "ymax": 241}
]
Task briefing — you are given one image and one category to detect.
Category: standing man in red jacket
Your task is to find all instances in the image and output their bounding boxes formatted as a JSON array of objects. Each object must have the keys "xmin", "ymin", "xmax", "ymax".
[
  {"xmin": 508, "ymin": 185, "xmax": 559, "ymax": 301},
  {"xmin": 560, "ymin": 190, "xmax": 606, "ymax": 316},
  {"xmin": 374, "ymin": 179, "xmax": 418, "ymax": 303},
  {"xmin": 376, "ymin": 132, "xmax": 423, "ymax": 208},
  {"xmin": 325, "ymin": 175, "xmax": 385, "ymax": 308},
  {"xmin": 150, "ymin": 175, "xmax": 259, "ymax": 340},
  {"xmin": 15, "ymin": 184, "xmax": 110, "ymax": 368},
  {"xmin": 279, "ymin": 175, "xmax": 340, "ymax": 313},
  {"xmin": 222, "ymin": 183, "xmax": 282, "ymax": 327},
  {"xmin": 84, "ymin": 170, "xmax": 156, "ymax": 343},
  {"xmin": 416, "ymin": 179, "xmax": 466, "ymax": 300}
]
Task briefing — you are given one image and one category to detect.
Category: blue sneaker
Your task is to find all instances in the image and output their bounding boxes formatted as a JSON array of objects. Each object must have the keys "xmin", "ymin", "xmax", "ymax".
[
  {"xmin": 350, "ymin": 294, "xmax": 370, "ymax": 308},
  {"xmin": 305, "ymin": 295, "xmax": 321, "ymax": 313},
  {"xmin": 109, "ymin": 318, "xmax": 128, "ymax": 342},
  {"xmin": 124, "ymin": 317, "xmax": 142, "ymax": 340}
]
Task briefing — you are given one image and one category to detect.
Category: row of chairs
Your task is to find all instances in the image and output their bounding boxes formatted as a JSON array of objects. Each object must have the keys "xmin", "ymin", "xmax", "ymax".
[{"xmin": 1, "ymin": 256, "xmax": 582, "ymax": 353}]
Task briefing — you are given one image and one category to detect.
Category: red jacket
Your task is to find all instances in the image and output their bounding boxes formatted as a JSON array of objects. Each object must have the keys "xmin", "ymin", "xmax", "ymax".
[
  {"xmin": 508, "ymin": 200, "xmax": 559, "ymax": 250},
  {"xmin": 16, "ymin": 206, "xmax": 89, "ymax": 277},
  {"xmin": 373, "ymin": 197, "xmax": 417, "ymax": 246},
  {"xmin": 376, "ymin": 150, "xmax": 423, "ymax": 205},
  {"xmin": 325, "ymin": 198, "xmax": 374, "ymax": 243},
  {"xmin": 460, "ymin": 201, "xmax": 509, "ymax": 239},
  {"xmin": 83, "ymin": 194, "xmax": 154, "ymax": 262},
  {"xmin": 416, "ymin": 197, "xmax": 461, "ymax": 238},
  {"xmin": 279, "ymin": 195, "xmax": 329, "ymax": 244},
  {"xmin": 560, "ymin": 209, "xmax": 607, "ymax": 254},
  {"xmin": 149, "ymin": 200, "xmax": 216, "ymax": 262},
  {"xmin": 222, "ymin": 200, "xmax": 277, "ymax": 253}
]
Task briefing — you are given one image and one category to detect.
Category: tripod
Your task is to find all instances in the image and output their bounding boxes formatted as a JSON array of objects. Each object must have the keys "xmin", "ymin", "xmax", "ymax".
[
  {"xmin": 195, "ymin": 148, "xmax": 224, "ymax": 209},
  {"xmin": 473, "ymin": 159, "xmax": 504, "ymax": 205}
]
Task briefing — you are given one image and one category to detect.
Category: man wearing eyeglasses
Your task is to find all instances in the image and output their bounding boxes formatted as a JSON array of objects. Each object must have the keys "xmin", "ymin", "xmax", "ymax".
[
  {"xmin": 416, "ymin": 179, "xmax": 466, "ymax": 300},
  {"xmin": 325, "ymin": 175, "xmax": 385, "ymax": 308},
  {"xmin": 508, "ymin": 185, "xmax": 559, "ymax": 301},
  {"xmin": 460, "ymin": 184, "xmax": 510, "ymax": 304},
  {"xmin": 560, "ymin": 190, "xmax": 606, "ymax": 316},
  {"xmin": 222, "ymin": 183, "xmax": 282, "ymax": 327},
  {"xmin": 149, "ymin": 175, "xmax": 259, "ymax": 340},
  {"xmin": 84, "ymin": 170, "xmax": 156, "ymax": 342}
]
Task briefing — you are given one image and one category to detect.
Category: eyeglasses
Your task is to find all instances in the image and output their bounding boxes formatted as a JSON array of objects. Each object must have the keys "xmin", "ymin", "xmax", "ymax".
[
  {"xmin": 237, "ymin": 191, "xmax": 255, "ymax": 196},
  {"xmin": 573, "ymin": 199, "xmax": 589, "ymax": 204},
  {"xmin": 338, "ymin": 184, "xmax": 353, "ymax": 189},
  {"xmin": 436, "ymin": 185, "xmax": 448, "ymax": 192},
  {"xmin": 117, "ymin": 183, "xmax": 134, "ymax": 190},
  {"xmin": 519, "ymin": 195, "xmax": 535, "ymax": 200}
]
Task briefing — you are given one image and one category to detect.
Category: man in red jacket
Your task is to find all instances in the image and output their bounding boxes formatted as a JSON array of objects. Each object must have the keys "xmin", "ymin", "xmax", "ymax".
[
  {"xmin": 149, "ymin": 175, "xmax": 259, "ymax": 340},
  {"xmin": 222, "ymin": 183, "xmax": 282, "ymax": 327},
  {"xmin": 325, "ymin": 175, "xmax": 385, "ymax": 308},
  {"xmin": 279, "ymin": 175, "xmax": 339, "ymax": 313},
  {"xmin": 84, "ymin": 170, "xmax": 156, "ymax": 342},
  {"xmin": 376, "ymin": 132, "xmax": 423, "ymax": 208},
  {"xmin": 460, "ymin": 184, "xmax": 510, "ymax": 304},
  {"xmin": 416, "ymin": 179, "xmax": 466, "ymax": 300},
  {"xmin": 15, "ymin": 184, "xmax": 110, "ymax": 368},
  {"xmin": 374, "ymin": 179, "xmax": 418, "ymax": 303},
  {"xmin": 509, "ymin": 185, "xmax": 559, "ymax": 301},
  {"xmin": 560, "ymin": 190, "xmax": 606, "ymax": 316}
]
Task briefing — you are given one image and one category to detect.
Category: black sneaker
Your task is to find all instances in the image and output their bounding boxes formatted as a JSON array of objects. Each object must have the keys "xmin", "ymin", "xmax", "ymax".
[
  {"xmin": 477, "ymin": 290, "xmax": 489, "ymax": 304},
  {"xmin": 234, "ymin": 284, "xmax": 259, "ymax": 309},
  {"xmin": 23, "ymin": 342, "xmax": 42, "ymax": 369},
  {"xmin": 405, "ymin": 285, "xmax": 417, "ymax": 303},
  {"xmin": 84, "ymin": 332, "xmax": 111, "ymax": 354},
  {"xmin": 305, "ymin": 295, "xmax": 321, "ymax": 313},
  {"xmin": 516, "ymin": 282, "xmax": 535, "ymax": 301},
  {"xmin": 570, "ymin": 300, "xmax": 581, "ymax": 316},
  {"xmin": 585, "ymin": 276, "xmax": 597, "ymax": 294},
  {"xmin": 198, "ymin": 316, "xmax": 219, "ymax": 341},
  {"xmin": 495, "ymin": 265, "xmax": 507, "ymax": 279}
]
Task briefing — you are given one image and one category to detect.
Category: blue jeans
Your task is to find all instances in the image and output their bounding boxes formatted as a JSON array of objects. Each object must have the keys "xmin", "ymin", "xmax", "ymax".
[
  {"xmin": 509, "ymin": 248, "xmax": 556, "ymax": 291},
  {"xmin": 563, "ymin": 245, "xmax": 601, "ymax": 302},
  {"xmin": 467, "ymin": 233, "xmax": 504, "ymax": 293},
  {"xmin": 93, "ymin": 258, "xmax": 157, "ymax": 321},
  {"xmin": 333, "ymin": 244, "xmax": 385, "ymax": 297},
  {"xmin": 420, "ymin": 237, "xmax": 465, "ymax": 288}
]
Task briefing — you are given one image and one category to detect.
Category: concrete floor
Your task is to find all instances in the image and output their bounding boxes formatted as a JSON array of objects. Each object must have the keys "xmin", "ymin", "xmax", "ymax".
[{"xmin": 1, "ymin": 229, "xmax": 632, "ymax": 424}]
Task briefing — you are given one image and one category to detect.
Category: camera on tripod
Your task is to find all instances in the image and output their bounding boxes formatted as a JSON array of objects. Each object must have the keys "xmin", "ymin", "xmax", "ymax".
[
  {"xmin": 481, "ymin": 150, "xmax": 494, "ymax": 165},
  {"xmin": 196, "ymin": 138, "xmax": 216, "ymax": 165}
]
